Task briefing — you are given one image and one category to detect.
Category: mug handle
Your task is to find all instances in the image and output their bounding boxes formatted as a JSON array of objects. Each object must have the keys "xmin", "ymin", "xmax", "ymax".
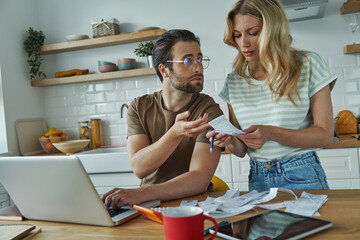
[{"xmin": 203, "ymin": 215, "xmax": 218, "ymax": 240}]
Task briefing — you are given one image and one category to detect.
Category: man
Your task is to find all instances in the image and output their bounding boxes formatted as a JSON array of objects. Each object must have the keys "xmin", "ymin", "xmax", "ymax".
[{"xmin": 102, "ymin": 29, "xmax": 223, "ymax": 208}]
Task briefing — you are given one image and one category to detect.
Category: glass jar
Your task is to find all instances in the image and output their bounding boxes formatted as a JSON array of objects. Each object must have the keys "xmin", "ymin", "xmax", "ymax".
[{"xmin": 78, "ymin": 121, "xmax": 90, "ymax": 140}]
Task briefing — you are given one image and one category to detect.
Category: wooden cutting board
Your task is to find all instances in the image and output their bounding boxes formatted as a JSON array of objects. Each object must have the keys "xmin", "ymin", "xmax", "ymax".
[{"xmin": 15, "ymin": 118, "xmax": 48, "ymax": 156}]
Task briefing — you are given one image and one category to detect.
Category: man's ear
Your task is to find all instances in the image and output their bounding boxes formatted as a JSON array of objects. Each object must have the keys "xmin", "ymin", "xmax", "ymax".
[{"xmin": 158, "ymin": 64, "xmax": 169, "ymax": 78}]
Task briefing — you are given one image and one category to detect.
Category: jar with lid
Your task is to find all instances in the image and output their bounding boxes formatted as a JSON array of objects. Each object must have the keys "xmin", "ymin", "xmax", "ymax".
[{"xmin": 78, "ymin": 121, "xmax": 90, "ymax": 140}]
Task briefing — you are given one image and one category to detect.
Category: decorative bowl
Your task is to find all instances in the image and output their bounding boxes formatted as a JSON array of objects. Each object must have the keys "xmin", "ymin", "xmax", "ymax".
[
  {"xmin": 66, "ymin": 34, "xmax": 89, "ymax": 42},
  {"xmin": 117, "ymin": 58, "xmax": 136, "ymax": 64},
  {"xmin": 118, "ymin": 61, "xmax": 136, "ymax": 71},
  {"xmin": 52, "ymin": 139, "xmax": 90, "ymax": 155},
  {"xmin": 98, "ymin": 60, "xmax": 116, "ymax": 66},
  {"xmin": 98, "ymin": 64, "xmax": 117, "ymax": 73}
]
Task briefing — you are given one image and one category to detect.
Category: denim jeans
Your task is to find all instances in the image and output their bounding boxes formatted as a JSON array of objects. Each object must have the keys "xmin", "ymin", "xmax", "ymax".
[{"xmin": 248, "ymin": 151, "xmax": 329, "ymax": 191}]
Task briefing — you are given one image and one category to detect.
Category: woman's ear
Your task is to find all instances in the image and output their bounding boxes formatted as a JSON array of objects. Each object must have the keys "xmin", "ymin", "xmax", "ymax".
[{"xmin": 158, "ymin": 64, "xmax": 169, "ymax": 78}]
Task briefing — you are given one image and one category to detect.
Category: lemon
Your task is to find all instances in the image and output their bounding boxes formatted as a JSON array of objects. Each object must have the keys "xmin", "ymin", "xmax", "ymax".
[{"xmin": 48, "ymin": 128, "xmax": 57, "ymax": 133}]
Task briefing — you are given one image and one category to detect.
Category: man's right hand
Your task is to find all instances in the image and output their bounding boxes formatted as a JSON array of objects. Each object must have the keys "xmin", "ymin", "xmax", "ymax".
[{"xmin": 172, "ymin": 111, "xmax": 210, "ymax": 138}]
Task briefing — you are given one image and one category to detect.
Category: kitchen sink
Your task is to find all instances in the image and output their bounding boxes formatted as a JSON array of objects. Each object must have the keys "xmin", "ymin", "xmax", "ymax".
[{"xmin": 74, "ymin": 147, "xmax": 132, "ymax": 174}]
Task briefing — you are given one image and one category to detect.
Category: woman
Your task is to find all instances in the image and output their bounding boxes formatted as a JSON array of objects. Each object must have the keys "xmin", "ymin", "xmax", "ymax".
[{"xmin": 207, "ymin": 0, "xmax": 337, "ymax": 191}]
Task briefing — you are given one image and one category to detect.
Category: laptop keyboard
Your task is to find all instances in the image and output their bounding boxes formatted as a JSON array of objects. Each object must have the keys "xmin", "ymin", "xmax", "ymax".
[{"xmin": 107, "ymin": 207, "xmax": 129, "ymax": 217}]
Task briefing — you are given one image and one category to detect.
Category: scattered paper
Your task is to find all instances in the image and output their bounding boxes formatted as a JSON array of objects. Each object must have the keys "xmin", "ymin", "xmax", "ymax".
[
  {"xmin": 285, "ymin": 191, "xmax": 328, "ymax": 216},
  {"xmin": 208, "ymin": 115, "xmax": 245, "ymax": 135},
  {"xmin": 180, "ymin": 200, "xmax": 198, "ymax": 206},
  {"xmin": 179, "ymin": 188, "xmax": 326, "ymax": 219}
]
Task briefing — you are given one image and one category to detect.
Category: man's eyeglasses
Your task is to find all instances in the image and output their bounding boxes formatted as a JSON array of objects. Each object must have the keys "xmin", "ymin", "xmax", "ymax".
[{"xmin": 167, "ymin": 56, "xmax": 210, "ymax": 70}]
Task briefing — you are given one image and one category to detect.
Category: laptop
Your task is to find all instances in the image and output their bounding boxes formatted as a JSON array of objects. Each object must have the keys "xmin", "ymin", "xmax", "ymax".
[{"xmin": 0, "ymin": 155, "xmax": 160, "ymax": 226}]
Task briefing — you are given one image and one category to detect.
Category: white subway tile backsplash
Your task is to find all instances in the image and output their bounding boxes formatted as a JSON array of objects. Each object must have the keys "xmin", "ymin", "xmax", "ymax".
[
  {"xmin": 344, "ymin": 67, "xmax": 360, "ymax": 80},
  {"xmin": 86, "ymin": 92, "xmax": 105, "ymax": 103},
  {"xmin": 328, "ymin": 55, "xmax": 357, "ymax": 68},
  {"xmin": 331, "ymin": 95, "xmax": 345, "ymax": 107},
  {"xmin": 96, "ymin": 102, "xmax": 116, "ymax": 114},
  {"xmin": 135, "ymin": 76, "xmax": 158, "ymax": 88},
  {"xmin": 126, "ymin": 88, "xmax": 148, "ymax": 100},
  {"xmin": 77, "ymin": 105, "xmax": 96, "ymax": 115},
  {"xmin": 73, "ymin": 84, "xmax": 95, "ymax": 94},
  {"xmin": 95, "ymin": 82, "xmax": 115, "ymax": 91},
  {"xmin": 347, "ymin": 95, "xmax": 360, "ymax": 106},
  {"xmin": 66, "ymin": 94, "xmax": 86, "ymax": 106},
  {"xmin": 345, "ymin": 82, "xmax": 358, "ymax": 93}
]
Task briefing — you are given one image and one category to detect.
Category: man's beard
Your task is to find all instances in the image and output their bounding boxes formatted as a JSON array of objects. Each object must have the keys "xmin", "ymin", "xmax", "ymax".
[{"xmin": 169, "ymin": 72, "xmax": 203, "ymax": 93}]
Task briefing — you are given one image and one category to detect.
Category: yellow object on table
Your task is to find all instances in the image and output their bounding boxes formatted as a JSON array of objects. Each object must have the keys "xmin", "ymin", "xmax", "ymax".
[
  {"xmin": 336, "ymin": 110, "xmax": 358, "ymax": 135},
  {"xmin": 54, "ymin": 69, "xmax": 89, "ymax": 78}
]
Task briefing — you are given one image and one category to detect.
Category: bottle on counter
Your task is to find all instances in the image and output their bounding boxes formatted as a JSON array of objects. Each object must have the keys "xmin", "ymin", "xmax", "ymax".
[
  {"xmin": 91, "ymin": 118, "xmax": 102, "ymax": 149},
  {"xmin": 78, "ymin": 121, "xmax": 90, "ymax": 140}
]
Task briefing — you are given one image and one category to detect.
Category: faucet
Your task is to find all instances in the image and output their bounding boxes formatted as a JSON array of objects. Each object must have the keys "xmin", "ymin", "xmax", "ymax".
[{"xmin": 120, "ymin": 104, "xmax": 129, "ymax": 118}]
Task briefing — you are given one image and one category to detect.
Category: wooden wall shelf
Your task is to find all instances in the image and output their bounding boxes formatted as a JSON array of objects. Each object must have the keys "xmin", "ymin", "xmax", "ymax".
[
  {"xmin": 343, "ymin": 43, "xmax": 360, "ymax": 54},
  {"xmin": 31, "ymin": 68, "xmax": 156, "ymax": 87},
  {"xmin": 341, "ymin": 1, "xmax": 360, "ymax": 15},
  {"xmin": 40, "ymin": 28, "xmax": 165, "ymax": 55}
]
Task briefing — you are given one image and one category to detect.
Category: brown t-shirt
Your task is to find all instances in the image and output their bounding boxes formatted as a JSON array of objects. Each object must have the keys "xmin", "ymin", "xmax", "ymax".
[{"xmin": 127, "ymin": 91, "xmax": 223, "ymax": 187}]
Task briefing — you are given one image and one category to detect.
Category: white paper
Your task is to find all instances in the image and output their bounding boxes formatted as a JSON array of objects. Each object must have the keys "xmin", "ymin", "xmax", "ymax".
[
  {"xmin": 180, "ymin": 200, "xmax": 198, "ymax": 206},
  {"xmin": 208, "ymin": 115, "xmax": 245, "ymax": 135},
  {"xmin": 285, "ymin": 191, "xmax": 328, "ymax": 216}
]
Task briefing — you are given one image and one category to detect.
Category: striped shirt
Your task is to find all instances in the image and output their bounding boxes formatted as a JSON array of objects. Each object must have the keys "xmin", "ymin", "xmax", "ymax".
[{"xmin": 219, "ymin": 51, "xmax": 337, "ymax": 162}]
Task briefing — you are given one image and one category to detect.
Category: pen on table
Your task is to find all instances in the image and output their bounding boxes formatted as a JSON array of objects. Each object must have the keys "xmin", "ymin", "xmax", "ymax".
[
  {"xmin": 210, "ymin": 127, "xmax": 215, "ymax": 153},
  {"xmin": 204, "ymin": 220, "xmax": 229, "ymax": 236}
]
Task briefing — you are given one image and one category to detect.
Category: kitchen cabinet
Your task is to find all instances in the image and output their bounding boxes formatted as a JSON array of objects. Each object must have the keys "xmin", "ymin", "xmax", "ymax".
[
  {"xmin": 217, "ymin": 147, "xmax": 360, "ymax": 191},
  {"xmin": 341, "ymin": 1, "xmax": 360, "ymax": 54},
  {"xmin": 31, "ymin": 28, "xmax": 165, "ymax": 87}
]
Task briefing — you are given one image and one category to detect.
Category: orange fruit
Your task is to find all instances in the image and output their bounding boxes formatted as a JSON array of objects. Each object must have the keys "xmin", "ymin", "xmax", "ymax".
[{"xmin": 45, "ymin": 142, "xmax": 55, "ymax": 152}]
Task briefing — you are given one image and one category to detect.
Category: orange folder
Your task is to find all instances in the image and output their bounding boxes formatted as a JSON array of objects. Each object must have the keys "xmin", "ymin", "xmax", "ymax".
[{"xmin": 133, "ymin": 205, "xmax": 163, "ymax": 224}]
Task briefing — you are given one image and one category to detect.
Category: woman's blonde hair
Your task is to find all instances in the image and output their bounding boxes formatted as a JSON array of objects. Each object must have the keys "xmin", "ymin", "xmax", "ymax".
[{"xmin": 224, "ymin": 0, "xmax": 305, "ymax": 105}]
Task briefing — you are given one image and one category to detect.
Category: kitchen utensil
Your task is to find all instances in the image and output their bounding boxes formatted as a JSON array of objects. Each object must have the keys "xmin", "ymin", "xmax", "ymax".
[
  {"xmin": 52, "ymin": 139, "xmax": 90, "ymax": 155},
  {"xmin": 15, "ymin": 118, "xmax": 48, "ymax": 156},
  {"xmin": 65, "ymin": 34, "xmax": 89, "ymax": 42}
]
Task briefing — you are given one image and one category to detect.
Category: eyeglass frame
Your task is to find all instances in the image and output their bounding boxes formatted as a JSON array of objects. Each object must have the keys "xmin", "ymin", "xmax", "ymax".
[{"xmin": 166, "ymin": 56, "xmax": 211, "ymax": 70}]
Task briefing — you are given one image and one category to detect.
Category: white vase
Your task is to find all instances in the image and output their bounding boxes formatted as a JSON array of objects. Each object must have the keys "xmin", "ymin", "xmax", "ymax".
[{"xmin": 147, "ymin": 55, "xmax": 154, "ymax": 68}]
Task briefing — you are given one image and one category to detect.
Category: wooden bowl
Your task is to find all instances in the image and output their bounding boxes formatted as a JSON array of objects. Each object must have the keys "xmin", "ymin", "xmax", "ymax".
[{"xmin": 53, "ymin": 139, "xmax": 90, "ymax": 155}]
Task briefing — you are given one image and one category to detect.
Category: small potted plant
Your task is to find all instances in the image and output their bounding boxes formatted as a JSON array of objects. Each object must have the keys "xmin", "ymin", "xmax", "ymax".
[
  {"xmin": 134, "ymin": 40, "xmax": 155, "ymax": 68},
  {"xmin": 24, "ymin": 27, "xmax": 46, "ymax": 80}
]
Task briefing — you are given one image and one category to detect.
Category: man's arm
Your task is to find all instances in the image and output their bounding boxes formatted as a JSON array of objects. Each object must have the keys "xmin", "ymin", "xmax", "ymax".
[
  {"xmin": 101, "ymin": 142, "xmax": 221, "ymax": 208},
  {"xmin": 128, "ymin": 111, "xmax": 210, "ymax": 179}
]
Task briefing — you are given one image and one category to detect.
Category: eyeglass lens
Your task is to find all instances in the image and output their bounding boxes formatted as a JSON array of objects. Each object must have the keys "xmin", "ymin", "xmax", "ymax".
[{"xmin": 184, "ymin": 57, "xmax": 210, "ymax": 69}]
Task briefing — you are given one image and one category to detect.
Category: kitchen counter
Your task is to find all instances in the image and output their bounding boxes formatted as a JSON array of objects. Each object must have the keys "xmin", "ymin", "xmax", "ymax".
[{"xmin": 328, "ymin": 134, "xmax": 360, "ymax": 148}]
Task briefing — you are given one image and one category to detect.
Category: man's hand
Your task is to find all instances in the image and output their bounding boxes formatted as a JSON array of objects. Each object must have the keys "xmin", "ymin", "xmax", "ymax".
[
  {"xmin": 206, "ymin": 129, "xmax": 234, "ymax": 148},
  {"xmin": 101, "ymin": 187, "xmax": 146, "ymax": 209},
  {"xmin": 172, "ymin": 111, "xmax": 210, "ymax": 138}
]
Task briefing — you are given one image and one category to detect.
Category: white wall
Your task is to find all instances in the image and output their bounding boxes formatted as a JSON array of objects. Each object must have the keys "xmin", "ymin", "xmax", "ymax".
[
  {"xmin": 0, "ymin": 0, "xmax": 44, "ymax": 154},
  {"xmin": 1, "ymin": 0, "xmax": 360, "ymax": 151}
]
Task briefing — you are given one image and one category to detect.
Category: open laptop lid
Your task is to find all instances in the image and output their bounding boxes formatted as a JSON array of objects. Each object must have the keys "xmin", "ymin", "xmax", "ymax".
[{"xmin": 0, "ymin": 155, "xmax": 159, "ymax": 226}]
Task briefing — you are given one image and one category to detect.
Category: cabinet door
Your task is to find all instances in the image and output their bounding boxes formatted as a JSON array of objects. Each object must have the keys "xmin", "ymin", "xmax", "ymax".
[
  {"xmin": 231, "ymin": 154, "xmax": 250, "ymax": 191},
  {"xmin": 88, "ymin": 172, "xmax": 141, "ymax": 194},
  {"xmin": 215, "ymin": 154, "xmax": 233, "ymax": 188},
  {"xmin": 317, "ymin": 148, "xmax": 360, "ymax": 189}
]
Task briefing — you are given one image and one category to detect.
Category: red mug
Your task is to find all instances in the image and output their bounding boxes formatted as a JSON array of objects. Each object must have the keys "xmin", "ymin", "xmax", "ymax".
[{"xmin": 162, "ymin": 206, "xmax": 218, "ymax": 240}]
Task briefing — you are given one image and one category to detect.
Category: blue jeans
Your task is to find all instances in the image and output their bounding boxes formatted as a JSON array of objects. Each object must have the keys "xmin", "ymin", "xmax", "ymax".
[{"xmin": 248, "ymin": 151, "xmax": 329, "ymax": 191}]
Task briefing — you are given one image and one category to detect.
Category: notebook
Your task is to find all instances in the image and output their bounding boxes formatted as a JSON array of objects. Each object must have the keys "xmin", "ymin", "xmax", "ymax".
[{"xmin": 0, "ymin": 155, "xmax": 160, "ymax": 226}]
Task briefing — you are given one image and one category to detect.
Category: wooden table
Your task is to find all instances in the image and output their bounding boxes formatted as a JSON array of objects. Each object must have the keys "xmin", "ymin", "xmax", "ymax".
[{"xmin": 1, "ymin": 190, "xmax": 359, "ymax": 239}]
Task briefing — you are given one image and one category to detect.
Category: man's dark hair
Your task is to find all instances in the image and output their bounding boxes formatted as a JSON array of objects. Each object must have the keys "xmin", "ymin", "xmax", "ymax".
[{"xmin": 153, "ymin": 29, "xmax": 200, "ymax": 82}]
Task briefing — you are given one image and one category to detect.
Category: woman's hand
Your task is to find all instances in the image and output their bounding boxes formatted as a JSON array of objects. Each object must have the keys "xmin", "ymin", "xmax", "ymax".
[
  {"xmin": 237, "ymin": 125, "xmax": 273, "ymax": 149},
  {"xmin": 206, "ymin": 129, "xmax": 234, "ymax": 148}
]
